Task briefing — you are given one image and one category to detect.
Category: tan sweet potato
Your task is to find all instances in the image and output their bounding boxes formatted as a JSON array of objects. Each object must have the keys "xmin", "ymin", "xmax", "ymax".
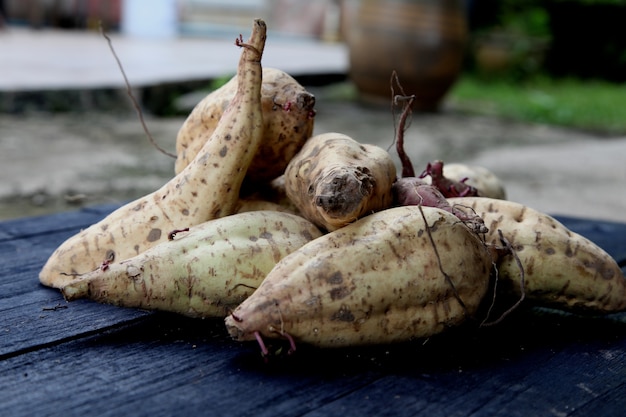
[
  {"xmin": 449, "ymin": 197, "xmax": 626, "ymax": 313},
  {"xmin": 39, "ymin": 20, "xmax": 267, "ymax": 288},
  {"xmin": 175, "ymin": 67, "xmax": 316, "ymax": 184},
  {"xmin": 225, "ymin": 206, "xmax": 492, "ymax": 351},
  {"xmin": 283, "ymin": 132, "xmax": 397, "ymax": 231},
  {"xmin": 61, "ymin": 210, "xmax": 323, "ymax": 318}
]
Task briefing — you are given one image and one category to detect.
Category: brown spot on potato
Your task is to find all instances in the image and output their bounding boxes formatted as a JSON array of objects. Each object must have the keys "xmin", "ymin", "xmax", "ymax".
[
  {"xmin": 329, "ymin": 286, "xmax": 352, "ymax": 300},
  {"xmin": 600, "ymin": 266, "xmax": 616, "ymax": 280},
  {"xmin": 301, "ymin": 230, "xmax": 315, "ymax": 241},
  {"xmin": 147, "ymin": 228, "xmax": 162, "ymax": 242},
  {"xmin": 305, "ymin": 296, "xmax": 320, "ymax": 307},
  {"xmin": 219, "ymin": 146, "xmax": 228, "ymax": 157},
  {"xmin": 525, "ymin": 256, "xmax": 535, "ymax": 276},
  {"xmin": 331, "ymin": 305, "xmax": 355, "ymax": 322},
  {"xmin": 104, "ymin": 249, "xmax": 115, "ymax": 263},
  {"xmin": 326, "ymin": 271, "xmax": 343, "ymax": 285}
]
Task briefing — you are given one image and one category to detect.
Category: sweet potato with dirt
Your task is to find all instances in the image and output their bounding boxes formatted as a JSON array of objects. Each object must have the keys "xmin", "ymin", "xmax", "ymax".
[
  {"xmin": 449, "ymin": 197, "xmax": 626, "ymax": 313},
  {"xmin": 39, "ymin": 20, "xmax": 267, "ymax": 288},
  {"xmin": 284, "ymin": 132, "xmax": 396, "ymax": 231},
  {"xmin": 225, "ymin": 206, "xmax": 492, "ymax": 351},
  {"xmin": 61, "ymin": 210, "xmax": 322, "ymax": 318},
  {"xmin": 175, "ymin": 68, "xmax": 316, "ymax": 184}
]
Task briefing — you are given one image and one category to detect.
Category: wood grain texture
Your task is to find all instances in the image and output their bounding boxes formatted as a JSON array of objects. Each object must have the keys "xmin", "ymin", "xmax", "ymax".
[{"xmin": 1, "ymin": 204, "xmax": 625, "ymax": 417}]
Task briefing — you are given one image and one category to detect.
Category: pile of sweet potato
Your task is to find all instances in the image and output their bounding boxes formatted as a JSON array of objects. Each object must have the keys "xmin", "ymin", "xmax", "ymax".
[{"xmin": 40, "ymin": 20, "xmax": 626, "ymax": 357}]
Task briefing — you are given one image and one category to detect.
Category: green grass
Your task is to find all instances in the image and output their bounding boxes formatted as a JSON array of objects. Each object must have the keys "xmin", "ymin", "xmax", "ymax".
[{"xmin": 448, "ymin": 75, "xmax": 626, "ymax": 134}]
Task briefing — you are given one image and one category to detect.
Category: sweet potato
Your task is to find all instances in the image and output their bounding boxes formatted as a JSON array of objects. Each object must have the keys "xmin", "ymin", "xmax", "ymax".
[
  {"xmin": 61, "ymin": 210, "xmax": 323, "ymax": 318},
  {"xmin": 175, "ymin": 68, "xmax": 316, "ymax": 184},
  {"xmin": 39, "ymin": 20, "xmax": 267, "ymax": 288},
  {"xmin": 283, "ymin": 132, "xmax": 396, "ymax": 231},
  {"xmin": 422, "ymin": 161, "xmax": 506, "ymax": 200},
  {"xmin": 449, "ymin": 197, "xmax": 626, "ymax": 313},
  {"xmin": 225, "ymin": 206, "xmax": 492, "ymax": 350}
]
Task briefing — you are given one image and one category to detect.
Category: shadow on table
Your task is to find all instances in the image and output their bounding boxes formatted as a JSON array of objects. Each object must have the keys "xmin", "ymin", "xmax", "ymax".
[{"xmin": 84, "ymin": 304, "xmax": 626, "ymax": 376}]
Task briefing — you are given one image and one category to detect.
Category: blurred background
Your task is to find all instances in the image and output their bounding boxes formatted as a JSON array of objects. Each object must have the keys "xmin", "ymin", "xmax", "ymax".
[
  {"xmin": 2, "ymin": 0, "xmax": 626, "ymax": 126},
  {"xmin": 2, "ymin": 0, "xmax": 625, "ymax": 80}
]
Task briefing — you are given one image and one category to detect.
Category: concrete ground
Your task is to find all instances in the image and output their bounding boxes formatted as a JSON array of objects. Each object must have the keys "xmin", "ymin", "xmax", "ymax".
[{"xmin": 1, "ymin": 27, "xmax": 625, "ymax": 223}]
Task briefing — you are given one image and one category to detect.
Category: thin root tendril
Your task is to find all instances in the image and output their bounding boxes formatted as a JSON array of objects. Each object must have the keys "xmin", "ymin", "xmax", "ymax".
[{"xmin": 254, "ymin": 331, "xmax": 269, "ymax": 356}]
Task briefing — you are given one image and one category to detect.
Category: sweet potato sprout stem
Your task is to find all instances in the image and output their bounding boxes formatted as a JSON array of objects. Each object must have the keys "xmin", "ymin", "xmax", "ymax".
[{"xmin": 390, "ymin": 71, "xmax": 416, "ymax": 178}]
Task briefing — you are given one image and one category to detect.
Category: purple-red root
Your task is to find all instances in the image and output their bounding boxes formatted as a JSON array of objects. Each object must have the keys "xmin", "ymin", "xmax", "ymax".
[
  {"xmin": 393, "ymin": 179, "xmax": 487, "ymax": 234},
  {"xmin": 99, "ymin": 260, "xmax": 111, "ymax": 272},
  {"xmin": 254, "ymin": 331, "xmax": 269, "ymax": 356},
  {"xmin": 393, "ymin": 95, "xmax": 416, "ymax": 178},
  {"xmin": 280, "ymin": 331, "xmax": 297, "ymax": 355},
  {"xmin": 234, "ymin": 33, "xmax": 262, "ymax": 58},
  {"xmin": 168, "ymin": 228, "xmax": 190, "ymax": 241},
  {"xmin": 419, "ymin": 160, "xmax": 480, "ymax": 198}
]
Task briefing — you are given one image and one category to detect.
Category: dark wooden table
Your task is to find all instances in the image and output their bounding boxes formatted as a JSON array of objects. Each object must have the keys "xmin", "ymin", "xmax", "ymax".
[{"xmin": 2, "ymin": 204, "xmax": 625, "ymax": 417}]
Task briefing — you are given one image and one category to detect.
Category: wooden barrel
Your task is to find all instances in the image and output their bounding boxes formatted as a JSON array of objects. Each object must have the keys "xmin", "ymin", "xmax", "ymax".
[{"xmin": 346, "ymin": 0, "xmax": 467, "ymax": 111}]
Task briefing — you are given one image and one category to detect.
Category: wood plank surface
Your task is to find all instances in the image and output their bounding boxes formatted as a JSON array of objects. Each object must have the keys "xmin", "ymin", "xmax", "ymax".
[{"xmin": 1, "ymin": 205, "xmax": 625, "ymax": 417}]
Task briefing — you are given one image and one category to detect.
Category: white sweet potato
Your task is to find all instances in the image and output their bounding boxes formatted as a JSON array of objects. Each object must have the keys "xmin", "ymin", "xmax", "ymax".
[
  {"xmin": 175, "ymin": 68, "xmax": 316, "ymax": 184},
  {"xmin": 283, "ymin": 132, "xmax": 397, "ymax": 231},
  {"xmin": 449, "ymin": 197, "xmax": 626, "ymax": 313},
  {"xmin": 61, "ymin": 211, "xmax": 322, "ymax": 318},
  {"xmin": 225, "ymin": 206, "xmax": 492, "ymax": 350},
  {"xmin": 39, "ymin": 20, "xmax": 267, "ymax": 288}
]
